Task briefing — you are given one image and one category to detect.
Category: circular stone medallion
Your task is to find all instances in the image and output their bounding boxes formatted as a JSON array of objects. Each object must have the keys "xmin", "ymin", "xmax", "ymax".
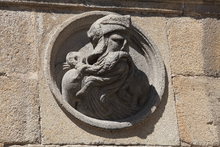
[{"xmin": 45, "ymin": 11, "xmax": 165, "ymax": 129}]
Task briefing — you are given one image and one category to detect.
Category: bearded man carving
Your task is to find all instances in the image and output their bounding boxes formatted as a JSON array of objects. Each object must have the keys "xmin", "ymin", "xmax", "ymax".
[{"xmin": 61, "ymin": 14, "xmax": 150, "ymax": 120}]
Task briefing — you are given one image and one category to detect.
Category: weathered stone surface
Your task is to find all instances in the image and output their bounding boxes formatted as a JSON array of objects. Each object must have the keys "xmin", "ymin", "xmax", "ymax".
[
  {"xmin": 167, "ymin": 18, "xmax": 220, "ymax": 77},
  {"xmin": 0, "ymin": 0, "xmax": 183, "ymax": 16},
  {"xmin": 8, "ymin": 145, "xmax": 175, "ymax": 147},
  {"xmin": 2, "ymin": 0, "xmax": 220, "ymax": 17},
  {"xmin": 0, "ymin": 2, "xmax": 219, "ymax": 147},
  {"xmin": 132, "ymin": 17, "xmax": 171, "ymax": 73},
  {"xmin": 167, "ymin": 18, "xmax": 204, "ymax": 76},
  {"xmin": 173, "ymin": 76, "xmax": 220, "ymax": 146},
  {"xmin": 0, "ymin": 76, "xmax": 40, "ymax": 143},
  {"xmin": 35, "ymin": 12, "xmax": 75, "ymax": 60},
  {"xmin": 45, "ymin": 12, "xmax": 166, "ymax": 129},
  {"xmin": 0, "ymin": 10, "xmax": 40, "ymax": 143},
  {"xmin": 201, "ymin": 18, "xmax": 220, "ymax": 77},
  {"xmin": 60, "ymin": 14, "xmax": 153, "ymax": 122},
  {"xmin": 0, "ymin": 10, "xmax": 37, "ymax": 74},
  {"xmin": 9, "ymin": 145, "xmax": 43, "ymax": 147},
  {"xmin": 40, "ymin": 15, "xmax": 179, "ymax": 145}
]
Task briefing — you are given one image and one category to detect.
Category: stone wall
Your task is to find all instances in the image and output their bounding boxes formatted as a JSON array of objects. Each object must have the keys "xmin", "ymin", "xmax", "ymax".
[{"xmin": 0, "ymin": 1, "xmax": 219, "ymax": 147}]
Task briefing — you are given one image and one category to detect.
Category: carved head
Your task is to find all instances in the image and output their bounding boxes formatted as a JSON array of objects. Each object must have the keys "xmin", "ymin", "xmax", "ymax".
[
  {"xmin": 87, "ymin": 14, "xmax": 131, "ymax": 47},
  {"xmin": 61, "ymin": 14, "xmax": 150, "ymax": 120},
  {"xmin": 86, "ymin": 14, "xmax": 131, "ymax": 65}
]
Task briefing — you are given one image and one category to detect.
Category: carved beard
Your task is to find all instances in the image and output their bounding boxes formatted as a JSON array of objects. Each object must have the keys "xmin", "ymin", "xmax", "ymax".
[
  {"xmin": 62, "ymin": 36, "xmax": 148, "ymax": 120},
  {"xmin": 76, "ymin": 53, "xmax": 135, "ymax": 120}
]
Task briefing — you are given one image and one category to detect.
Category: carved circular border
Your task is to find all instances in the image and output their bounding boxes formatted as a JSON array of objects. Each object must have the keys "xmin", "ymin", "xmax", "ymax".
[{"xmin": 44, "ymin": 11, "xmax": 165, "ymax": 129}]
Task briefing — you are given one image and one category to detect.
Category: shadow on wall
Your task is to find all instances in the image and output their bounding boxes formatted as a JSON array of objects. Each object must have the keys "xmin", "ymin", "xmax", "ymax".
[
  {"xmin": 202, "ymin": 19, "xmax": 220, "ymax": 77},
  {"xmin": 1, "ymin": 1, "xmax": 220, "ymax": 18},
  {"xmin": 201, "ymin": 18, "xmax": 220, "ymax": 142},
  {"xmin": 60, "ymin": 67, "xmax": 169, "ymax": 139}
]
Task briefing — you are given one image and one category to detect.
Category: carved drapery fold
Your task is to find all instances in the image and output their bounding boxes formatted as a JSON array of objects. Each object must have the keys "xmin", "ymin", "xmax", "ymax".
[{"xmin": 45, "ymin": 11, "xmax": 165, "ymax": 129}]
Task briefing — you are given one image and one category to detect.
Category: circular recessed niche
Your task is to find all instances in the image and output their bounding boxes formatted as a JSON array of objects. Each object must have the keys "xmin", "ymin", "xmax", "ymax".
[{"xmin": 44, "ymin": 11, "xmax": 165, "ymax": 129}]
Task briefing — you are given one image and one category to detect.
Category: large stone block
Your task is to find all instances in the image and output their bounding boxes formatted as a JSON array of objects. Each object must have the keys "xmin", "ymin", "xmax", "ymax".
[
  {"xmin": 0, "ymin": 10, "xmax": 37, "ymax": 74},
  {"xmin": 173, "ymin": 76, "xmax": 220, "ymax": 146},
  {"xmin": 0, "ymin": 76, "xmax": 40, "ymax": 143},
  {"xmin": 0, "ymin": 10, "xmax": 40, "ymax": 144},
  {"xmin": 167, "ymin": 18, "xmax": 220, "ymax": 77},
  {"xmin": 167, "ymin": 18, "xmax": 204, "ymax": 76},
  {"xmin": 40, "ymin": 15, "xmax": 179, "ymax": 146},
  {"xmin": 8, "ymin": 145, "xmax": 175, "ymax": 147}
]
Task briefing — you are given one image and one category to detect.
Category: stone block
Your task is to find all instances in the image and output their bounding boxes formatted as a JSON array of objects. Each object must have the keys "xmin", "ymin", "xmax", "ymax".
[
  {"xmin": 7, "ymin": 145, "xmax": 175, "ymax": 147},
  {"xmin": 0, "ymin": 10, "xmax": 37, "ymax": 74},
  {"xmin": 0, "ymin": 76, "xmax": 40, "ymax": 143},
  {"xmin": 40, "ymin": 15, "xmax": 179, "ymax": 146},
  {"xmin": 201, "ymin": 18, "xmax": 220, "ymax": 77},
  {"xmin": 0, "ymin": 9, "xmax": 40, "ymax": 144},
  {"xmin": 167, "ymin": 18, "xmax": 204, "ymax": 76},
  {"xmin": 173, "ymin": 76, "xmax": 220, "ymax": 146},
  {"xmin": 167, "ymin": 18, "xmax": 220, "ymax": 77}
]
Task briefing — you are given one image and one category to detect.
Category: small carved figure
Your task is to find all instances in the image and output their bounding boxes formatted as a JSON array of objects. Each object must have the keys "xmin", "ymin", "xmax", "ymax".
[{"xmin": 61, "ymin": 14, "xmax": 150, "ymax": 120}]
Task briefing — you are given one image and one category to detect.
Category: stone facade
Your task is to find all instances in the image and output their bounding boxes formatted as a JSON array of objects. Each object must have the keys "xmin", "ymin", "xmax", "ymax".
[{"xmin": 0, "ymin": 0, "xmax": 220, "ymax": 147}]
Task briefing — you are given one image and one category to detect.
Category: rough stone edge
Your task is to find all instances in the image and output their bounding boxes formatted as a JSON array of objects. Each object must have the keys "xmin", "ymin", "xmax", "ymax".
[
  {"xmin": 1, "ymin": 0, "xmax": 220, "ymax": 17},
  {"xmin": 4, "ymin": 144, "xmax": 180, "ymax": 147},
  {"xmin": 0, "ymin": 0, "xmax": 182, "ymax": 16}
]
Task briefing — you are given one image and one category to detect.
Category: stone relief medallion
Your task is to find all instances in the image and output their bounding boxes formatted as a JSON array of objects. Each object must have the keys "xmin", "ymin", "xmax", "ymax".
[{"xmin": 45, "ymin": 11, "xmax": 166, "ymax": 129}]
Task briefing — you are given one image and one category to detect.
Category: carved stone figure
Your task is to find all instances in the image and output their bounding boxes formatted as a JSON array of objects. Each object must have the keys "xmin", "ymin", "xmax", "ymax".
[
  {"xmin": 61, "ymin": 14, "xmax": 150, "ymax": 120},
  {"xmin": 46, "ymin": 11, "xmax": 165, "ymax": 129}
]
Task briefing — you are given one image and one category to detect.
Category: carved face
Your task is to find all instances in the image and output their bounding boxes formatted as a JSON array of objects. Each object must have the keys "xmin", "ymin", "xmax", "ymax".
[
  {"xmin": 86, "ymin": 32, "xmax": 128, "ymax": 66},
  {"xmin": 106, "ymin": 33, "xmax": 126, "ymax": 52},
  {"xmin": 61, "ymin": 15, "xmax": 150, "ymax": 120}
]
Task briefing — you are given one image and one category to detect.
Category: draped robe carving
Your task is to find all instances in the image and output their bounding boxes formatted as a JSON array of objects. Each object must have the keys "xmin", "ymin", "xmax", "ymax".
[{"xmin": 61, "ymin": 14, "xmax": 150, "ymax": 120}]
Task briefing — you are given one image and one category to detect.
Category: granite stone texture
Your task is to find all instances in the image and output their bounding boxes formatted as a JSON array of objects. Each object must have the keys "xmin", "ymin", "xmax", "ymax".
[
  {"xmin": 8, "ymin": 145, "xmax": 176, "ymax": 147},
  {"xmin": 173, "ymin": 76, "xmax": 220, "ymax": 146},
  {"xmin": 0, "ymin": 76, "xmax": 40, "ymax": 143},
  {"xmin": 0, "ymin": 10, "xmax": 37, "ymax": 74},
  {"xmin": 201, "ymin": 18, "xmax": 220, "ymax": 77},
  {"xmin": 167, "ymin": 17, "xmax": 220, "ymax": 77},
  {"xmin": 0, "ymin": 2, "xmax": 220, "ymax": 146},
  {"xmin": 40, "ymin": 15, "xmax": 179, "ymax": 145},
  {"xmin": 167, "ymin": 17, "xmax": 220, "ymax": 146},
  {"xmin": 0, "ymin": 10, "xmax": 40, "ymax": 143}
]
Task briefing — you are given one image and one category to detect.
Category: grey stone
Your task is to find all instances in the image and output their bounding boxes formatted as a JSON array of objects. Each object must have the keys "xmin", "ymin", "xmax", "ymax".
[
  {"xmin": 44, "ymin": 12, "xmax": 166, "ymax": 129},
  {"xmin": 61, "ymin": 14, "xmax": 151, "ymax": 121},
  {"xmin": 40, "ymin": 12, "xmax": 179, "ymax": 145}
]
